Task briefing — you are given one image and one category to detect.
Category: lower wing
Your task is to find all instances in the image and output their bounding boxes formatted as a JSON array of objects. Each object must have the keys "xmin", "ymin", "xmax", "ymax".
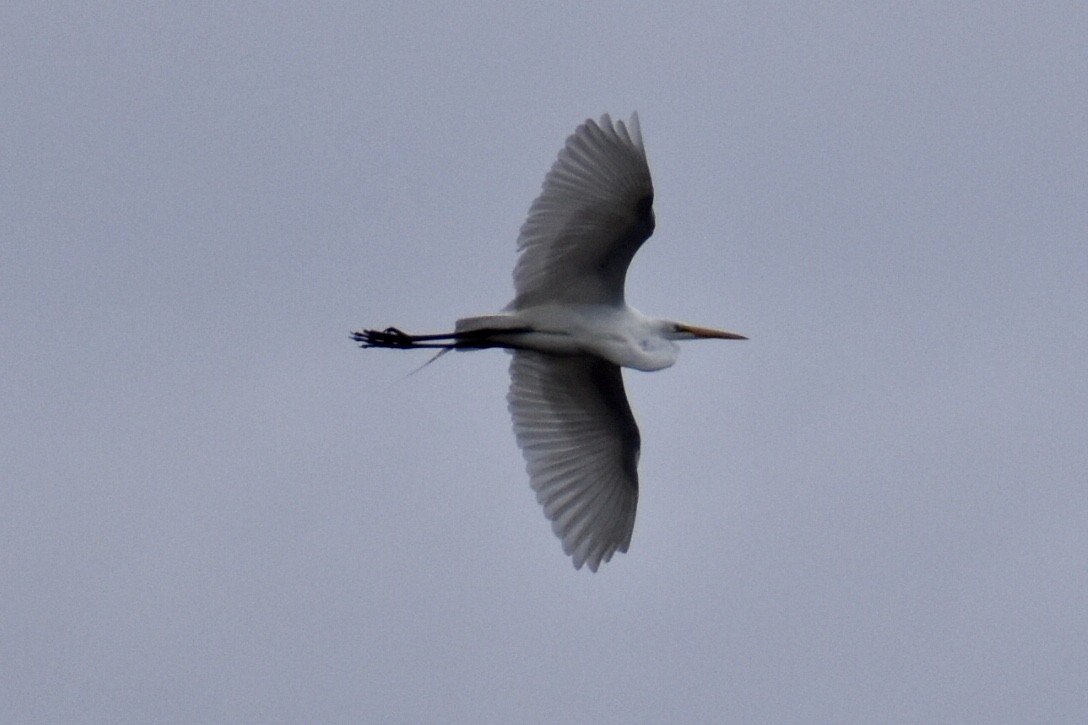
[{"xmin": 506, "ymin": 351, "xmax": 641, "ymax": 571}]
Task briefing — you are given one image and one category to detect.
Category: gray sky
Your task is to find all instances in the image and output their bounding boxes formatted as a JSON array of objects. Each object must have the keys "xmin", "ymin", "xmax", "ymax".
[{"xmin": 4, "ymin": 3, "xmax": 1087, "ymax": 722}]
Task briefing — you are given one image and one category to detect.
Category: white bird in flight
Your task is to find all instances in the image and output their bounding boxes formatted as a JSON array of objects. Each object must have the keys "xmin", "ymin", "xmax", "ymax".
[{"xmin": 355, "ymin": 113, "xmax": 745, "ymax": 571}]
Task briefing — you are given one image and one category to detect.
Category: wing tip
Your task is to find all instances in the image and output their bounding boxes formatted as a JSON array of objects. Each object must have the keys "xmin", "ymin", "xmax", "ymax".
[{"xmin": 577, "ymin": 112, "xmax": 645, "ymax": 153}]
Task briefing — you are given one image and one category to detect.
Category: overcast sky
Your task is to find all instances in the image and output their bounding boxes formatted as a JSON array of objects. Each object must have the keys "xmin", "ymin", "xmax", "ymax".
[{"xmin": 4, "ymin": 3, "xmax": 1087, "ymax": 722}]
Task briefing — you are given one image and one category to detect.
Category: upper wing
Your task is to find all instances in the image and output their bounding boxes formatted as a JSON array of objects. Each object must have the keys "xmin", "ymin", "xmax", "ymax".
[
  {"xmin": 507, "ymin": 350, "xmax": 640, "ymax": 571},
  {"xmin": 509, "ymin": 113, "xmax": 655, "ymax": 309}
]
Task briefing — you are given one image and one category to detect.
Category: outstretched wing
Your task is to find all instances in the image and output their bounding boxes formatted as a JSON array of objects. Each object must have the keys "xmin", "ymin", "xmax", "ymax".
[
  {"xmin": 510, "ymin": 113, "xmax": 655, "ymax": 309},
  {"xmin": 507, "ymin": 351, "xmax": 640, "ymax": 571}
]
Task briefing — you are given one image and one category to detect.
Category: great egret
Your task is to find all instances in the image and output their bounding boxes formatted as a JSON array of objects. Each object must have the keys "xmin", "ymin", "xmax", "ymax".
[{"xmin": 355, "ymin": 113, "xmax": 745, "ymax": 571}]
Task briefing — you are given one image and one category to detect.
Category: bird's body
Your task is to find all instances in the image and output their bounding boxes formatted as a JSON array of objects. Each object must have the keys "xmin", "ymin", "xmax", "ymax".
[
  {"xmin": 455, "ymin": 305, "xmax": 682, "ymax": 371},
  {"xmin": 356, "ymin": 113, "xmax": 744, "ymax": 571}
]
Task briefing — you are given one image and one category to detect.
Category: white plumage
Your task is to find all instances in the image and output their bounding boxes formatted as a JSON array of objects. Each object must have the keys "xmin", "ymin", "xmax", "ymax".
[
  {"xmin": 511, "ymin": 114, "xmax": 654, "ymax": 309},
  {"xmin": 356, "ymin": 113, "xmax": 745, "ymax": 571},
  {"xmin": 507, "ymin": 351, "xmax": 640, "ymax": 571}
]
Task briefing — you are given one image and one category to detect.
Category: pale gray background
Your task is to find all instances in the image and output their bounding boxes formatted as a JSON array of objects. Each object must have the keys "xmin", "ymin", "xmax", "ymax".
[{"xmin": 4, "ymin": 3, "xmax": 1087, "ymax": 722}]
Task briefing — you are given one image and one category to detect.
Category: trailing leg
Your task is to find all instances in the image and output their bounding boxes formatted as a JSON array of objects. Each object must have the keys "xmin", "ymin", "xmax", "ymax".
[
  {"xmin": 350, "ymin": 324, "xmax": 534, "ymax": 350},
  {"xmin": 350, "ymin": 327, "xmax": 461, "ymax": 349}
]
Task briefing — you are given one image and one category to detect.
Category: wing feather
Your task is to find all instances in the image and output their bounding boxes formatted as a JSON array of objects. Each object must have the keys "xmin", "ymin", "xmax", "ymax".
[
  {"xmin": 510, "ymin": 113, "xmax": 655, "ymax": 309},
  {"xmin": 507, "ymin": 351, "xmax": 641, "ymax": 571}
]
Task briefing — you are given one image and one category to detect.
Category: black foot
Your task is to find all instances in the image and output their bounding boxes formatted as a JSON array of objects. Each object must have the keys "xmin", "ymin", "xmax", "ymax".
[{"xmin": 351, "ymin": 327, "xmax": 415, "ymax": 348}]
